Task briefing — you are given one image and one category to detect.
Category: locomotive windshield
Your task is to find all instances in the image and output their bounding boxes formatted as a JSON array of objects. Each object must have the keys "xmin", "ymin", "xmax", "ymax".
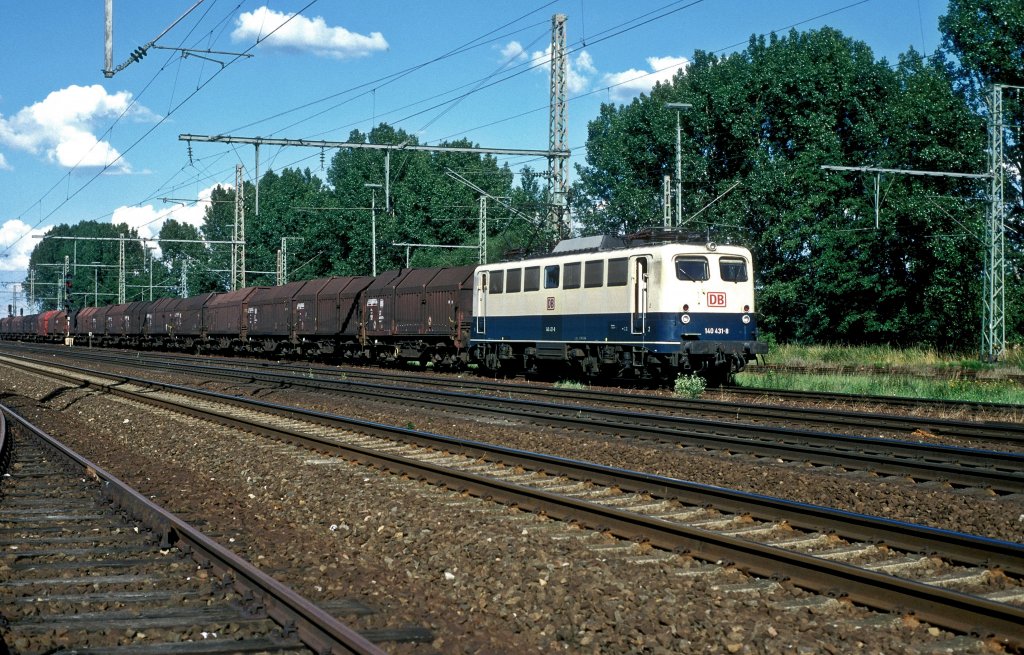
[
  {"xmin": 719, "ymin": 257, "xmax": 749, "ymax": 282},
  {"xmin": 675, "ymin": 256, "xmax": 709, "ymax": 282}
]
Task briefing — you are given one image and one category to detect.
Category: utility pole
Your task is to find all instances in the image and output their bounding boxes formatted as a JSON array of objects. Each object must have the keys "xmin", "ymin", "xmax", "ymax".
[
  {"xmin": 147, "ymin": 246, "xmax": 156, "ymax": 301},
  {"xmin": 662, "ymin": 176, "xmax": 672, "ymax": 227},
  {"xmin": 364, "ymin": 183, "xmax": 382, "ymax": 276},
  {"xmin": 278, "ymin": 237, "xmax": 302, "ymax": 285},
  {"xmin": 980, "ymin": 84, "xmax": 1022, "ymax": 362},
  {"xmin": 665, "ymin": 102, "xmax": 692, "ymax": 227},
  {"xmin": 180, "ymin": 257, "xmax": 189, "ymax": 298},
  {"xmin": 104, "ymin": 0, "xmax": 113, "ymax": 76},
  {"xmin": 479, "ymin": 196, "xmax": 488, "ymax": 265},
  {"xmin": 118, "ymin": 235, "xmax": 126, "ymax": 304},
  {"xmin": 547, "ymin": 13, "xmax": 568, "ymax": 240},
  {"xmin": 60, "ymin": 255, "xmax": 69, "ymax": 310},
  {"xmin": 233, "ymin": 164, "xmax": 246, "ymax": 290}
]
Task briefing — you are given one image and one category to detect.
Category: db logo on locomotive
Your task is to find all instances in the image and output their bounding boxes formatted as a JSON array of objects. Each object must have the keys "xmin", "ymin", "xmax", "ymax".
[{"xmin": 708, "ymin": 292, "xmax": 726, "ymax": 307}]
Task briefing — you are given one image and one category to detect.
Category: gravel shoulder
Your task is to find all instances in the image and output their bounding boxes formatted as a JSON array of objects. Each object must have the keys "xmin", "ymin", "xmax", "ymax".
[{"xmin": 0, "ymin": 362, "xmax": 1015, "ymax": 655}]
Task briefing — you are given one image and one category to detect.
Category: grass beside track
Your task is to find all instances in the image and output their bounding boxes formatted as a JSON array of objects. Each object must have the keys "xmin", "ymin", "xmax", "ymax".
[{"xmin": 741, "ymin": 344, "xmax": 1024, "ymax": 404}]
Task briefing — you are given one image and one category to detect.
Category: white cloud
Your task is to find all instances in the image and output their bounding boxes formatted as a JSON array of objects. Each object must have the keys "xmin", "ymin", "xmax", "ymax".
[
  {"xmin": 233, "ymin": 7, "xmax": 387, "ymax": 59},
  {"xmin": 603, "ymin": 55, "xmax": 689, "ymax": 102},
  {"xmin": 0, "ymin": 220, "xmax": 50, "ymax": 273},
  {"xmin": 0, "ymin": 152, "xmax": 9, "ymax": 171},
  {"xmin": 504, "ymin": 42, "xmax": 595, "ymax": 94},
  {"xmin": 0, "ymin": 84, "xmax": 155, "ymax": 172},
  {"xmin": 500, "ymin": 41, "xmax": 527, "ymax": 63},
  {"xmin": 111, "ymin": 184, "xmax": 222, "ymax": 257}
]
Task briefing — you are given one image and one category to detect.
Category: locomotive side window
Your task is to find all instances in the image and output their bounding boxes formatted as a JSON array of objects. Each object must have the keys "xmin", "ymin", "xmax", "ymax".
[
  {"xmin": 584, "ymin": 260, "xmax": 604, "ymax": 288},
  {"xmin": 524, "ymin": 266, "xmax": 541, "ymax": 291},
  {"xmin": 607, "ymin": 258, "xmax": 628, "ymax": 286},
  {"xmin": 564, "ymin": 262, "xmax": 581, "ymax": 289},
  {"xmin": 489, "ymin": 270, "xmax": 504, "ymax": 293},
  {"xmin": 506, "ymin": 268, "xmax": 522, "ymax": 293},
  {"xmin": 544, "ymin": 265, "xmax": 560, "ymax": 289},
  {"xmin": 675, "ymin": 256, "xmax": 709, "ymax": 281},
  {"xmin": 720, "ymin": 257, "xmax": 748, "ymax": 282}
]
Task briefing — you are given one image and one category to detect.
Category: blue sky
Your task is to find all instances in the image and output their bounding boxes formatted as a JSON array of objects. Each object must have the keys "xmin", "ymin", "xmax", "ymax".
[{"xmin": 1, "ymin": 0, "xmax": 949, "ymax": 298}]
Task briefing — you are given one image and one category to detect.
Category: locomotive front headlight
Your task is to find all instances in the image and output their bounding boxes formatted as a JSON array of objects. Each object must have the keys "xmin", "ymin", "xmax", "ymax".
[
  {"xmin": 741, "ymin": 315, "xmax": 751, "ymax": 324},
  {"xmin": 681, "ymin": 314, "xmax": 691, "ymax": 324}
]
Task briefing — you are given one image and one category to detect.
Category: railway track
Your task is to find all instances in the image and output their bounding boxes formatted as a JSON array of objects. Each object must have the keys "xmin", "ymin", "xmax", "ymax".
[
  {"xmin": 726, "ymin": 383, "xmax": 1024, "ymax": 415},
  {"xmin": 7, "ymin": 342, "xmax": 1020, "ymax": 445},
  {"xmin": 3, "ymin": 352, "xmax": 1022, "ymax": 647},
  {"xmin": 0, "ymin": 405, "xmax": 387, "ymax": 654},
  {"xmin": 4, "ymin": 349, "xmax": 1021, "ymax": 495}
]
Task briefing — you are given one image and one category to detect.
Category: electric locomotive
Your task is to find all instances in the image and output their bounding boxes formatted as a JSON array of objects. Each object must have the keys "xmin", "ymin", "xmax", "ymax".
[{"xmin": 470, "ymin": 229, "xmax": 767, "ymax": 384}]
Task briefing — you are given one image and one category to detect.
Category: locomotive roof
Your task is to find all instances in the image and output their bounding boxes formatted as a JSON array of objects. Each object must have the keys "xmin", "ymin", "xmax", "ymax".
[{"xmin": 499, "ymin": 228, "xmax": 735, "ymax": 263}]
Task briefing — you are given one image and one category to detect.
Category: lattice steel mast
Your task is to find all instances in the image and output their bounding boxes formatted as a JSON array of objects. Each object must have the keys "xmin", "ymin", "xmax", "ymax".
[
  {"xmin": 233, "ymin": 164, "xmax": 246, "ymax": 291},
  {"xmin": 982, "ymin": 84, "xmax": 1008, "ymax": 362},
  {"xmin": 547, "ymin": 14, "xmax": 568, "ymax": 240}
]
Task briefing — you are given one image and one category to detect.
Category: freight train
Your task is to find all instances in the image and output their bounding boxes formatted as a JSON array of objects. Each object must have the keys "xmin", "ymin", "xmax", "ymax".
[{"xmin": 1, "ymin": 230, "xmax": 768, "ymax": 385}]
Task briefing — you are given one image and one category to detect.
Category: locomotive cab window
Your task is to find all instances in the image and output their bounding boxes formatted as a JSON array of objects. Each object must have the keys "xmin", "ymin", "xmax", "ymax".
[
  {"xmin": 719, "ymin": 257, "xmax": 748, "ymax": 282},
  {"xmin": 675, "ymin": 256, "xmax": 709, "ymax": 282},
  {"xmin": 524, "ymin": 266, "xmax": 540, "ymax": 292},
  {"xmin": 544, "ymin": 265, "xmax": 560, "ymax": 289},
  {"xmin": 506, "ymin": 268, "xmax": 522, "ymax": 293},
  {"xmin": 564, "ymin": 262, "xmax": 581, "ymax": 289},
  {"xmin": 488, "ymin": 270, "xmax": 504, "ymax": 294}
]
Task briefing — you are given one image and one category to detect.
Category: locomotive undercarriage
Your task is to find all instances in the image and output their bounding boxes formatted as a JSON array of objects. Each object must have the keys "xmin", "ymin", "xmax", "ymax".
[
  {"xmin": 473, "ymin": 341, "xmax": 744, "ymax": 386},
  {"xmin": 8, "ymin": 330, "xmax": 743, "ymax": 386}
]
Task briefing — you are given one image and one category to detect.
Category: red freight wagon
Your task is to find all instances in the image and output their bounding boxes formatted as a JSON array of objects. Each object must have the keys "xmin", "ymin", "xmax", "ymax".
[
  {"xmin": 314, "ymin": 276, "xmax": 374, "ymax": 339},
  {"xmin": 393, "ymin": 265, "xmax": 475, "ymax": 340},
  {"xmin": 360, "ymin": 270, "xmax": 407, "ymax": 339},
  {"xmin": 145, "ymin": 297, "xmax": 184, "ymax": 338},
  {"xmin": 205, "ymin": 288, "xmax": 265, "ymax": 349},
  {"xmin": 105, "ymin": 301, "xmax": 150, "ymax": 342},
  {"xmin": 37, "ymin": 310, "xmax": 61, "ymax": 338},
  {"xmin": 420, "ymin": 265, "xmax": 475, "ymax": 346},
  {"xmin": 290, "ymin": 278, "xmax": 333, "ymax": 337},
  {"xmin": 246, "ymin": 281, "xmax": 307, "ymax": 341},
  {"xmin": 174, "ymin": 293, "xmax": 216, "ymax": 339},
  {"xmin": 44, "ymin": 310, "xmax": 69, "ymax": 340},
  {"xmin": 76, "ymin": 306, "xmax": 115, "ymax": 337}
]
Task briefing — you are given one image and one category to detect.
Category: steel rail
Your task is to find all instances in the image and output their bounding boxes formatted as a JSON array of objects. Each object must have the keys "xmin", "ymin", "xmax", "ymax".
[
  {"xmin": 14, "ymin": 342, "xmax": 1022, "ymax": 444},
  {"xmin": 726, "ymin": 384, "xmax": 1024, "ymax": 415},
  {"xmin": 0, "ymin": 403, "xmax": 386, "ymax": 655},
  {"xmin": 2, "ymin": 348, "xmax": 1020, "ymax": 493},
  {"xmin": 3, "ymin": 343, "xmax": 1021, "ymax": 441},
  {"xmin": 3, "ymin": 356, "xmax": 1023, "ymax": 644}
]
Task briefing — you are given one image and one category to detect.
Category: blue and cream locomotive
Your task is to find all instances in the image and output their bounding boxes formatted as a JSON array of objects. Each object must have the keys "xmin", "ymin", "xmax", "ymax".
[{"xmin": 470, "ymin": 230, "xmax": 767, "ymax": 384}]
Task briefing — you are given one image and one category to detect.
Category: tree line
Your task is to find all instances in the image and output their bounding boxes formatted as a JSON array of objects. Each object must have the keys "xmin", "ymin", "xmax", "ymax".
[{"xmin": 23, "ymin": 0, "xmax": 1022, "ymax": 353}]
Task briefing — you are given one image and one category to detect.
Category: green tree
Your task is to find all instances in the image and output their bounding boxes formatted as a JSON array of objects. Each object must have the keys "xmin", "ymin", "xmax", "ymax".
[
  {"xmin": 24, "ymin": 221, "xmax": 146, "ymax": 310},
  {"xmin": 325, "ymin": 123, "xmax": 523, "ymax": 273},
  {"xmin": 157, "ymin": 219, "xmax": 206, "ymax": 296},
  {"xmin": 199, "ymin": 183, "xmax": 254, "ymax": 292},
  {"xmin": 573, "ymin": 27, "xmax": 986, "ymax": 349}
]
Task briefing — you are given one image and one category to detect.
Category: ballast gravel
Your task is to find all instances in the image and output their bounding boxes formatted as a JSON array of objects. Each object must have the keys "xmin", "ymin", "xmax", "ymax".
[{"xmin": 0, "ymin": 363, "xmax": 1012, "ymax": 655}]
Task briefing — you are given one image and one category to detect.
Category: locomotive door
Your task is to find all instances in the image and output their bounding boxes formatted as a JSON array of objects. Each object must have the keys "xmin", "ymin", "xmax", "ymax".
[
  {"xmin": 630, "ymin": 256, "xmax": 649, "ymax": 334},
  {"xmin": 475, "ymin": 271, "xmax": 487, "ymax": 334}
]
